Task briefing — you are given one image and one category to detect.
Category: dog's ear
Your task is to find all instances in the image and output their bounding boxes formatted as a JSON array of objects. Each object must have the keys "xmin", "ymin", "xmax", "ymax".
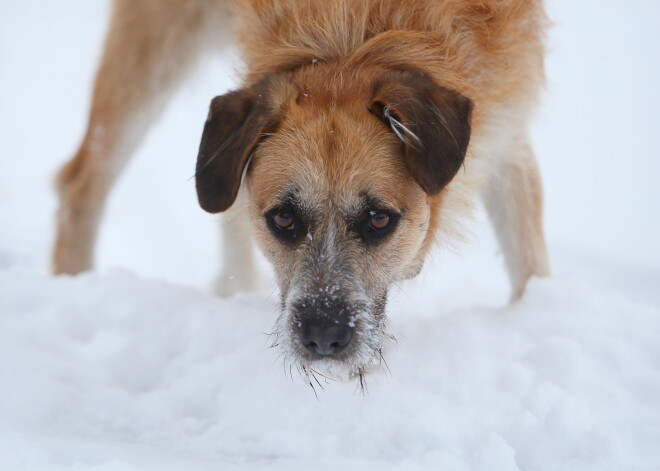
[
  {"xmin": 196, "ymin": 85, "xmax": 277, "ymax": 213},
  {"xmin": 370, "ymin": 71, "xmax": 473, "ymax": 195}
]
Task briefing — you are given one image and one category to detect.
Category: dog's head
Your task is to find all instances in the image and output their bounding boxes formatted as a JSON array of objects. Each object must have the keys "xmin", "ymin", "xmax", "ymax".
[{"xmin": 196, "ymin": 67, "xmax": 472, "ymax": 377}]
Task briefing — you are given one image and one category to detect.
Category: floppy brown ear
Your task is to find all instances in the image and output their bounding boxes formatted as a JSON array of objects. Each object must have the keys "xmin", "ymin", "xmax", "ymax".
[
  {"xmin": 196, "ymin": 85, "xmax": 277, "ymax": 213},
  {"xmin": 370, "ymin": 71, "xmax": 473, "ymax": 195}
]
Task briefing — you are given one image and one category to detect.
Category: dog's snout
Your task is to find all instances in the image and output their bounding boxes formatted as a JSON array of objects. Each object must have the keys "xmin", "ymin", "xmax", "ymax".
[{"xmin": 299, "ymin": 321, "xmax": 353, "ymax": 356}]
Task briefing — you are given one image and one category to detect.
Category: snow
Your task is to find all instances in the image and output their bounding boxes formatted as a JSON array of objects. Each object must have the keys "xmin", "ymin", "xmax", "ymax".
[{"xmin": 1, "ymin": 1, "xmax": 659, "ymax": 470}]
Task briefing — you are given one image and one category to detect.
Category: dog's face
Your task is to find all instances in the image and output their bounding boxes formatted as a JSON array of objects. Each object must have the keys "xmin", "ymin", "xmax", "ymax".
[
  {"xmin": 248, "ymin": 101, "xmax": 431, "ymax": 376},
  {"xmin": 196, "ymin": 67, "xmax": 472, "ymax": 377}
]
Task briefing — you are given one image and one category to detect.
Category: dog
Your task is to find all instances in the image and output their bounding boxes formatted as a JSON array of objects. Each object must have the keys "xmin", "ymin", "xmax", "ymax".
[{"xmin": 53, "ymin": 0, "xmax": 550, "ymax": 379}]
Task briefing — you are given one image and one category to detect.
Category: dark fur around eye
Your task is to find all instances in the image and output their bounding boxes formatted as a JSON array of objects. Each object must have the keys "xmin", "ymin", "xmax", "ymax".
[
  {"xmin": 357, "ymin": 209, "xmax": 400, "ymax": 243},
  {"xmin": 265, "ymin": 206, "xmax": 305, "ymax": 242}
]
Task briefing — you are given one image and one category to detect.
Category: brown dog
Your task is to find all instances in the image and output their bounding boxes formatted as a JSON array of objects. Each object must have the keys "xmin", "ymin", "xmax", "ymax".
[{"xmin": 54, "ymin": 0, "xmax": 550, "ymax": 377}]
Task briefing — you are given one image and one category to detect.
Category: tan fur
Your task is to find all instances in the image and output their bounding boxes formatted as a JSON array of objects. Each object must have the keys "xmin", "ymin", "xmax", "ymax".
[
  {"xmin": 53, "ymin": 0, "xmax": 550, "ymax": 372},
  {"xmin": 230, "ymin": 0, "xmax": 550, "ymax": 301},
  {"xmin": 54, "ymin": 0, "xmax": 225, "ymax": 274},
  {"xmin": 246, "ymin": 68, "xmax": 431, "ymax": 292}
]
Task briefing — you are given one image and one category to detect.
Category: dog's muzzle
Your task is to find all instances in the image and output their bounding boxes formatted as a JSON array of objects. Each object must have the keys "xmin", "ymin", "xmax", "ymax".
[{"xmin": 290, "ymin": 293, "xmax": 364, "ymax": 359}]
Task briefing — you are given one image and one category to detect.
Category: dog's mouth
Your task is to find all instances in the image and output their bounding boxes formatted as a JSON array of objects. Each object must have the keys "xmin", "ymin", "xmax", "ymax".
[{"xmin": 270, "ymin": 292, "xmax": 392, "ymax": 385}]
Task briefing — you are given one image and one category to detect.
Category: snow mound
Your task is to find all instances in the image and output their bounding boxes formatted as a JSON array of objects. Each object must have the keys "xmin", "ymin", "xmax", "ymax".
[{"xmin": 1, "ymin": 269, "xmax": 658, "ymax": 470}]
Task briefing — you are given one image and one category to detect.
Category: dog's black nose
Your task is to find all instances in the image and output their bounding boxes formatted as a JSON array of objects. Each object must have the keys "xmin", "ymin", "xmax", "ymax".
[{"xmin": 299, "ymin": 321, "xmax": 353, "ymax": 356}]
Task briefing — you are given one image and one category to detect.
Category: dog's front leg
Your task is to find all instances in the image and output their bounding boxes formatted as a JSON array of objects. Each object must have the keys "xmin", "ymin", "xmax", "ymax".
[
  {"xmin": 482, "ymin": 135, "xmax": 551, "ymax": 301},
  {"xmin": 213, "ymin": 189, "xmax": 261, "ymax": 297},
  {"xmin": 53, "ymin": 0, "xmax": 224, "ymax": 275}
]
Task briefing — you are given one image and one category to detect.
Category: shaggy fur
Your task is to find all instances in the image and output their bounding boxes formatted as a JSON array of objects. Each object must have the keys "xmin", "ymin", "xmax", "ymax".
[{"xmin": 53, "ymin": 0, "xmax": 550, "ymax": 378}]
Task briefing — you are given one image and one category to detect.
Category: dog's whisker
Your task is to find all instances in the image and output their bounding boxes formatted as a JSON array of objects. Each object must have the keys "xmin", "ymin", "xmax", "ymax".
[
  {"xmin": 309, "ymin": 380, "xmax": 319, "ymax": 399},
  {"xmin": 309, "ymin": 367, "xmax": 334, "ymax": 384},
  {"xmin": 378, "ymin": 348, "xmax": 392, "ymax": 377},
  {"xmin": 353, "ymin": 367, "xmax": 368, "ymax": 396},
  {"xmin": 383, "ymin": 105, "xmax": 423, "ymax": 150},
  {"xmin": 286, "ymin": 358, "xmax": 296, "ymax": 384},
  {"xmin": 310, "ymin": 371, "xmax": 325, "ymax": 392},
  {"xmin": 299, "ymin": 365, "xmax": 321, "ymax": 399}
]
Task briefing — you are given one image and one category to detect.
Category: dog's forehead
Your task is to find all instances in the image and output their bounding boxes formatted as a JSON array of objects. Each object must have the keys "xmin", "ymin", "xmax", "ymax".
[{"xmin": 250, "ymin": 104, "xmax": 419, "ymax": 212}]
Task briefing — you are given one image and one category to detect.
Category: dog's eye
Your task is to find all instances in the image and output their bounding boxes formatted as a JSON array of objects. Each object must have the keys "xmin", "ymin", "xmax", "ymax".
[
  {"xmin": 266, "ymin": 207, "xmax": 303, "ymax": 242},
  {"xmin": 368, "ymin": 212, "xmax": 390, "ymax": 231},
  {"xmin": 272, "ymin": 211, "xmax": 295, "ymax": 230},
  {"xmin": 359, "ymin": 209, "xmax": 399, "ymax": 243}
]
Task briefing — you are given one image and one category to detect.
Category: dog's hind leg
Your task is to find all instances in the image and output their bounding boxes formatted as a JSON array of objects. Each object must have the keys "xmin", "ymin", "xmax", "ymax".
[
  {"xmin": 482, "ymin": 134, "xmax": 550, "ymax": 301},
  {"xmin": 53, "ymin": 0, "xmax": 224, "ymax": 275}
]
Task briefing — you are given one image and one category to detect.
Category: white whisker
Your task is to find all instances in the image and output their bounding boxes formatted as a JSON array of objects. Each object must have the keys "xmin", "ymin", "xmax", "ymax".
[{"xmin": 383, "ymin": 105, "xmax": 422, "ymax": 149}]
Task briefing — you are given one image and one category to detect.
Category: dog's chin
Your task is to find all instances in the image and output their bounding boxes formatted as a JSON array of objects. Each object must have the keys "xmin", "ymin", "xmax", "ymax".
[
  {"xmin": 296, "ymin": 336, "xmax": 385, "ymax": 381},
  {"xmin": 299, "ymin": 355, "xmax": 380, "ymax": 382}
]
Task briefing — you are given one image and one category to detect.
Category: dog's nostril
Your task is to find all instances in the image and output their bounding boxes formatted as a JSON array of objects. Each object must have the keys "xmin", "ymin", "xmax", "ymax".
[{"xmin": 299, "ymin": 322, "xmax": 353, "ymax": 357}]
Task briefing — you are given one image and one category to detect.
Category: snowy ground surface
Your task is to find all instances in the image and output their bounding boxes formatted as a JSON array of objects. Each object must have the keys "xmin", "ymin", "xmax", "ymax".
[{"xmin": 1, "ymin": 1, "xmax": 659, "ymax": 470}]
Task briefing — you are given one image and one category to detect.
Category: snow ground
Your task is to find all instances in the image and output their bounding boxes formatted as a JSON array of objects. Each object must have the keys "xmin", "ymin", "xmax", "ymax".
[{"xmin": 1, "ymin": 1, "xmax": 659, "ymax": 470}]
